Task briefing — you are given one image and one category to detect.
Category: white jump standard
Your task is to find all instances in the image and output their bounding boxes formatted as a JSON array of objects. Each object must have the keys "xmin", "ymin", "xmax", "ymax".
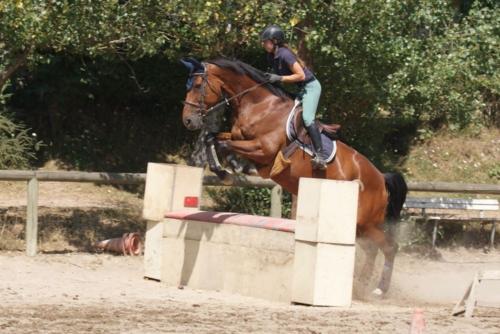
[{"xmin": 142, "ymin": 163, "xmax": 359, "ymax": 307}]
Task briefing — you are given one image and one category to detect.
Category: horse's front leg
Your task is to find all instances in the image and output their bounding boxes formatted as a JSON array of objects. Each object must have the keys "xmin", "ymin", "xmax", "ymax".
[
  {"xmin": 213, "ymin": 133, "xmax": 247, "ymax": 174},
  {"xmin": 219, "ymin": 138, "xmax": 271, "ymax": 165},
  {"xmin": 204, "ymin": 133, "xmax": 260, "ymax": 180},
  {"xmin": 204, "ymin": 133, "xmax": 233, "ymax": 182}
]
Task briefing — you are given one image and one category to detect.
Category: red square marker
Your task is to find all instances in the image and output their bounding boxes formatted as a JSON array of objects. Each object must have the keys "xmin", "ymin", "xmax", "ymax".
[{"xmin": 184, "ymin": 196, "xmax": 199, "ymax": 208}]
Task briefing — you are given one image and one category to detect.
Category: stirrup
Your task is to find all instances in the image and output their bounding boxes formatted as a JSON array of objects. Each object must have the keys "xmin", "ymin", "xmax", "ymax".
[{"xmin": 312, "ymin": 155, "xmax": 327, "ymax": 170}]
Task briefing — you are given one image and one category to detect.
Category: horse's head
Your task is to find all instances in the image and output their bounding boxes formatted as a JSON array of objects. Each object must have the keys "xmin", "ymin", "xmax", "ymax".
[{"xmin": 180, "ymin": 57, "xmax": 223, "ymax": 131}]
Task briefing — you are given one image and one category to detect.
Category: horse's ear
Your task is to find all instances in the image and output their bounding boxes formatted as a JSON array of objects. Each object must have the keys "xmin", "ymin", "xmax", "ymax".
[
  {"xmin": 180, "ymin": 58, "xmax": 195, "ymax": 74},
  {"xmin": 180, "ymin": 57, "xmax": 204, "ymax": 73}
]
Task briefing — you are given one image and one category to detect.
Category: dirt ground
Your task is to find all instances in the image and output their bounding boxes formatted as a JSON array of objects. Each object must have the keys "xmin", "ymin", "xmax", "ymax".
[
  {"xmin": 1, "ymin": 177, "xmax": 499, "ymax": 333},
  {"xmin": 0, "ymin": 180, "xmax": 144, "ymax": 209},
  {"xmin": 0, "ymin": 249, "xmax": 499, "ymax": 334}
]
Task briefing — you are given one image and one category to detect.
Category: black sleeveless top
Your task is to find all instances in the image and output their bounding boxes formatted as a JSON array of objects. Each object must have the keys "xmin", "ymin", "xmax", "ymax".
[{"xmin": 267, "ymin": 47, "xmax": 315, "ymax": 86}]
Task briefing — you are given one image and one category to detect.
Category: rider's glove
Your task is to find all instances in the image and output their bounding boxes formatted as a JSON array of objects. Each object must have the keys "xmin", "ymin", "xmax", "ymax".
[{"xmin": 265, "ymin": 73, "xmax": 282, "ymax": 83}]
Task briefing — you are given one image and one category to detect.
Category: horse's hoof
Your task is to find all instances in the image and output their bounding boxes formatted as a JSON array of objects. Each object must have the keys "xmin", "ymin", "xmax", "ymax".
[
  {"xmin": 214, "ymin": 169, "xmax": 234, "ymax": 185},
  {"xmin": 243, "ymin": 165, "xmax": 259, "ymax": 176},
  {"xmin": 221, "ymin": 172, "xmax": 235, "ymax": 186},
  {"xmin": 248, "ymin": 168, "xmax": 259, "ymax": 176},
  {"xmin": 229, "ymin": 162, "xmax": 243, "ymax": 174}
]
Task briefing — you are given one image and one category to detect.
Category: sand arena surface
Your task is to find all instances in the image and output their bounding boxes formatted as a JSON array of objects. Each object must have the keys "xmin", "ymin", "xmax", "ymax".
[{"xmin": 0, "ymin": 249, "xmax": 499, "ymax": 333}]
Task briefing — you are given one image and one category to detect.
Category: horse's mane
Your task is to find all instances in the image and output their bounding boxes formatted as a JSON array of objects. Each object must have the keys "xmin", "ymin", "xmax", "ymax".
[{"xmin": 207, "ymin": 58, "xmax": 292, "ymax": 100}]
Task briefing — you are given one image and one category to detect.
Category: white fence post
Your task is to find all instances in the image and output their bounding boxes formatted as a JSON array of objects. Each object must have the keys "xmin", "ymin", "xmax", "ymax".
[{"xmin": 270, "ymin": 185, "xmax": 282, "ymax": 218}]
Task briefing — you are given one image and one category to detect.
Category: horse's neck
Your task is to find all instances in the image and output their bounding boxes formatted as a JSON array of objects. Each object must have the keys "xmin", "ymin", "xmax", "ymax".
[{"xmin": 223, "ymin": 80, "xmax": 292, "ymax": 127}]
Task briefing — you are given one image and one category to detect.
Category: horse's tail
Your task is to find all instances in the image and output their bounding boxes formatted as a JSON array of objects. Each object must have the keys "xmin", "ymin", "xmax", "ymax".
[{"xmin": 384, "ymin": 172, "xmax": 408, "ymax": 223}]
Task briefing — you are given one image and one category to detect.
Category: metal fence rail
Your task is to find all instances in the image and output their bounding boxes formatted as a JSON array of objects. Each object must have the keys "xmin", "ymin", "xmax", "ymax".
[
  {"xmin": 0, "ymin": 170, "xmax": 146, "ymax": 184},
  {"xmin": 1, "ymin": 170, "xmax": 499, "ymax": 193},
  {"xmin": 0, "ymin": 169, "xmax": 499, "ymax": 256}
]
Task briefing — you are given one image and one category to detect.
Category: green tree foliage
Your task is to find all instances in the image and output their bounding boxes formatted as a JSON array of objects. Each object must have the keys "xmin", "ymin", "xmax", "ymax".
[
  {"xmin": 0, "ymin": 0, "xmax": 498, "ymax": 173},
  {"xmin": 383, "ymin": 1, "xmax": 499, "ymax": 128},
  {"xmin": 0, "ymin": 0, "xmax": 176, "ymax": 82},
  {"xmin": 2, "ymin": 1, "xmax": 497, "ymax": 125},
  {"xmin": 287, "ymin": 0, "xmax": 498, "ymax": 163}
]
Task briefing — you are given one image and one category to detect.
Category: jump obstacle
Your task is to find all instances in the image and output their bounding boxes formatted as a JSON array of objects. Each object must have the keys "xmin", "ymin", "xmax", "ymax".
[
  {"xmin": 142, "ymin": 163, "xmax": 359, "ymax": 307},
  {"xmin": 452, "ymin": 270, "xmax": 500, "ymax": 317}
]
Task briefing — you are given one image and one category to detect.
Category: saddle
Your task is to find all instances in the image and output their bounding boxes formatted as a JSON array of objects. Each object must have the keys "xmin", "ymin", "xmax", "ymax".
[
  {"xmin": 283, "ymin": 100, "xmax": 340, "ymax": 158},
  {"xmin": 291, "ymin": 106, "xmax": 341, "ymax": 145}
]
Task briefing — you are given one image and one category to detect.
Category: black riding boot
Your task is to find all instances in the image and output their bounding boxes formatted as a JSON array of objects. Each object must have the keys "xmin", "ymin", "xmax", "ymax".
[{"xmin": 306, "ymin": 124, "xmax": 327, "ymax": 170}]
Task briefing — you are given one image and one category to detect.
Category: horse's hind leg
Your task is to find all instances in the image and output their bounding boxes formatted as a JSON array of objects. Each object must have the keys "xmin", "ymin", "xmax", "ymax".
[
  {"xmin": 364, "ymin": 226, "xmax": 399, "ymax": 296},
  {"xmin": 358, "ymin": 238, "xmax": 378, "ymax": 284},
  {"xmin": 355, "ymin": 237, "xmax": 379, "ymax": 298}
]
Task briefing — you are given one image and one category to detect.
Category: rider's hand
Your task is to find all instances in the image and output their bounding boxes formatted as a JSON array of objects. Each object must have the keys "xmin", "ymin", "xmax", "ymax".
[{"xmin": 265, "ymin": 73, "xmax": 282, "ymax": 83}]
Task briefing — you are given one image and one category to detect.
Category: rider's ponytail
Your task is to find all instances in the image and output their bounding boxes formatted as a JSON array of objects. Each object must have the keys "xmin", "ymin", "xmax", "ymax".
[{"xmin": 280, "ymin": 43, "xmax": 307, "ymax": 69}]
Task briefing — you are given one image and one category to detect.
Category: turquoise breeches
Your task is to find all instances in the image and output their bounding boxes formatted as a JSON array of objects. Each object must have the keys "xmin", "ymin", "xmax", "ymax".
[{"xmin": 301, "ymin": 79, "xmax": 322, "ymax": 127}]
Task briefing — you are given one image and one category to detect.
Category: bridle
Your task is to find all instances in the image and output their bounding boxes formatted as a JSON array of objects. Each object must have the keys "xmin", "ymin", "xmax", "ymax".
[
  {"xmin": 182, "ymin": 69, "xmax": 224, "ymax": 116},
  {"xmin": 182, "ymin": 63, "xmax": 269, "ymax": 121}
]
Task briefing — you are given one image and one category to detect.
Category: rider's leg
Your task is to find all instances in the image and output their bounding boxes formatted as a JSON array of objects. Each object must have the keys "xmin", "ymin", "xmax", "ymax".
[
  {"xmin": 306, "ymin": 123, "xmax": 326, "ymax": 169},
  {"xmin": 302, "ymin": 79, "xmax": 326, "ymax": 169}
]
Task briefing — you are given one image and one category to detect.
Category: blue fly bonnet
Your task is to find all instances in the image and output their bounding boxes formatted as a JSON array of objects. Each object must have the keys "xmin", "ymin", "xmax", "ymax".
[{"xmin": 180, "ymin": 57, "xmax": 205, "ymax": 91}]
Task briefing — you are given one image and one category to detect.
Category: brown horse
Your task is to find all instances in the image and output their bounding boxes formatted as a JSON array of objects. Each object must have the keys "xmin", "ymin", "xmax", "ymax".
[{"xmin": 181, "ymin": 57, "xmax": 407, "ymax": 296}]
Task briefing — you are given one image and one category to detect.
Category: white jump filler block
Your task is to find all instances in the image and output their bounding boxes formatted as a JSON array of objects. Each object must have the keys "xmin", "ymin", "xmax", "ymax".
[
  {"xmin": 142, "ymin": 163, "xmax": 203, "ymax": 280},
  {"xmin": 292, "ymin": 178, "xmax": 359, "ymax": 307}
]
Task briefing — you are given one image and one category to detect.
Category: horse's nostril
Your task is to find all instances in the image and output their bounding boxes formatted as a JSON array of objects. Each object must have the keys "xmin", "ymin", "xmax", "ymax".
[{"xmin": 185, "ymin": 118, "xmax": 191, "ymax": 125}]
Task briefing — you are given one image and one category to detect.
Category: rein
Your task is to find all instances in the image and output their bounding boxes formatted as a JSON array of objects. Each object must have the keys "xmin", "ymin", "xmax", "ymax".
[{"xmin": 182, "ymin": 65, "xmax": 269, "ymax": 120}]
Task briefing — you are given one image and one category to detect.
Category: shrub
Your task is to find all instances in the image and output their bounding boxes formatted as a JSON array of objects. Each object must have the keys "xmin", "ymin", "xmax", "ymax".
[
  {"xmin": 207, "ymin": 186, "xmax": 292, "ymax": 218},
  {"xmin": 0, "ymin": 80, "xmax": 39, "ymax": 169},
  {"xmin": 0, "ymin": 110, "xmax": 39, "ymax": 169}
]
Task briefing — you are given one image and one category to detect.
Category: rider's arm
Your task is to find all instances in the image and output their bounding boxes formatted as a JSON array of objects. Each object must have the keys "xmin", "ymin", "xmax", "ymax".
[{"xmin": 280, "ymin": 61, "xmax": 305, "ymax": 83}]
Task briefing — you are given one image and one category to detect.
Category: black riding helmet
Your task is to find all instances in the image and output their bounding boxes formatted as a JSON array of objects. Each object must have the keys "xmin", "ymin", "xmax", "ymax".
[{"xmin": 260, "ymin": 25, "xmax": 285, "ymax": 45}]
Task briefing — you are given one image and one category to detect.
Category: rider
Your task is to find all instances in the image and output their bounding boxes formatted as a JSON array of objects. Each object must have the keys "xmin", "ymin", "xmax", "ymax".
[{"xmin": 260, "ymin": 24, "xmax": 326, "ymax": 170}]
